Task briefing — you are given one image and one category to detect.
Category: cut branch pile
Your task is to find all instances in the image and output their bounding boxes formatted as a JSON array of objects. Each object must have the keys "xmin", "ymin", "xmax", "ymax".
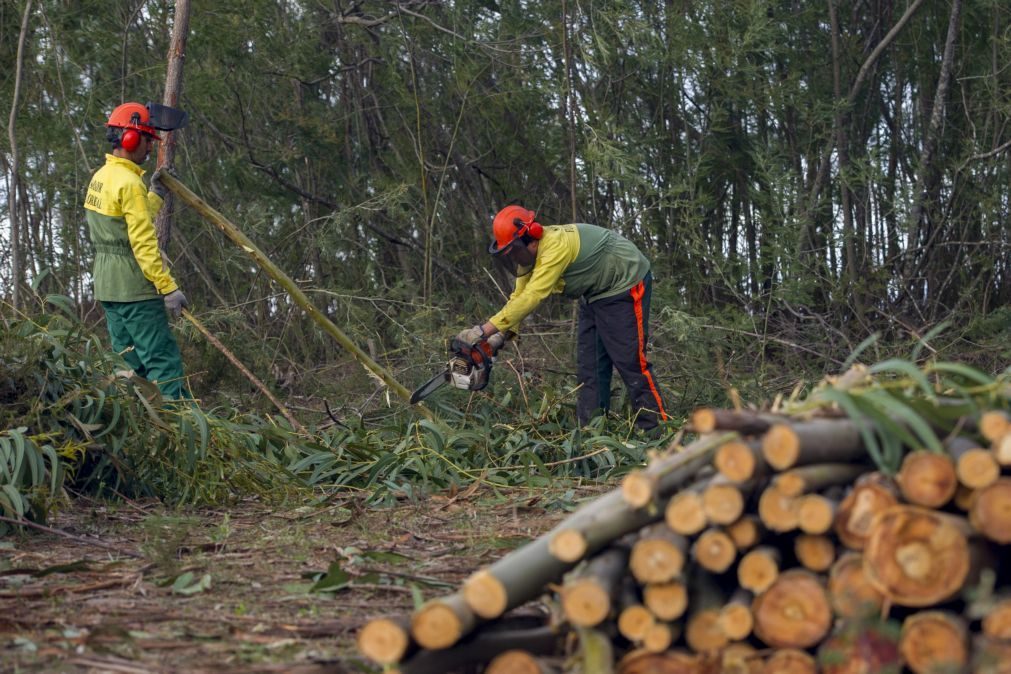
[{"xmin": 358, "ymin": 392, "xmax": 1011, "ymax": 673}]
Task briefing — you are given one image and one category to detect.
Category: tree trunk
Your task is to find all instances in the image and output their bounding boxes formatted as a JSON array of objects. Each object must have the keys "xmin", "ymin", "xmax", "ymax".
[
  {"xmin": 7, "ymin": 0, "xmax": 33, "ymax": 311},
  {"xmin": 155, "ymin": 0, "xmax": 191, "ymax": 250},
  {"xmin": 761, "ymin": 420, "xmax": 867, "ymax": 470}
]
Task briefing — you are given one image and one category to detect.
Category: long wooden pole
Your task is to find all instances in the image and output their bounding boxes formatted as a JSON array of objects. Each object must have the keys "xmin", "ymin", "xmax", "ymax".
[{"xmin": 158, "ymin": 172, "xmax": 433, "ymax": 419}]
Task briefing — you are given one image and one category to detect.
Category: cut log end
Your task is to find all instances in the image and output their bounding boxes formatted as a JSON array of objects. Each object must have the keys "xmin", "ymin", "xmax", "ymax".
[
  {"xmin": 797, "ymin": 494, "xmax": 836, "ymax": 535},
  {"xmin": 828, "ymin": 552, "xmax": 885, "ymax": 618},
  {"xmin": 761, "ymin": 423, "xmax": 800, "ymax": 470},
  {"xmin": 549, "ymin": 528, "xmax": 588, "ymax": 563},
  {"xmin": 630, "ymin": 537, "xmax": 685, "ymax": 584},
  {"xmin": 738, "ymin": 547, "xmax": 780, "ymax": 594},
  {"xmin": 794, "ymin": 534, "xmax": 836, "ymax": 572},
  {"xmin": 693, "ymin": 528, "xmax": 736, "ymax": 573},
  {"xmin": 758, "ymin": 486, "xmax": 799, "ymax": 532},
  {"xmin": 643, "ymin": 581, "xmax": 688, "ymax": 622},
  {"xmin": 357, "ymin": 618, "xmax": 410, "ymax": 665},
  {"xmin": 685, "ymin": 608, "xmax": 728, "ymax": 653},
  {"xmin": 641, "ymin": 622, "xmax": 677, "ymax": 653},
  {"xmin": 727, "ymin": 515, "xmax": 762, "ymax": 550},
  {"xmin": 703, "ymin": 482, "xmax": 745, "ymax": 525},
  {"xmin": 718, "ymin": 602, "xmax": 754, "ymax": 641},
  {"xmin": 617, "ymin": 605, "xmax": 655, "ymax": 642},
  {"xmin": 665, "ymin": 491, "xmax": 707, "ymax": 535},
  {"xmin": 970, "ymin": 478, "xmax": 1011, "ymax": 544},
  {"xmin": 411, "ymin": 601, "xmax": 465, "ymax": 650},
  {"xmin": 622, "ymin": 471, "xmax": 658, "ymax": 509},
  {"xmin": 691, "ymin": 407, "xmax": 718, "ymax": 433},
  {"xmin": 485, "ymin": 650, "xmax": 545, "ymax": 674},
  {"xmin": 897, "ymin": 450, "xmax": 958, "ymax": 508},
  {"xmin": 562, "ymin": 578, "xmax": 611, "ymax": 627},
  {"xmin": 980, "ymin": 411, "xmax": 1011, "ymax": 442},
  {"xmin": 956, "ymin": 448, "xmax": 1000, "ymax": 490},
  {"xmin": 463, "ymin": 569, "xmax": 508, "ymax": 619},
  {"xmin": 982, "ymin": 597, "xmax": 1011, "ymax": 641},
  {"xmin": 835, "ymin": 475, "xmax": 898, "ymax": 550},
  {"xmin": 864, "ymin": 506, "xmax": 971, "ymax": 607},
  {"xmin": 899, "ymin": 611, "xmax": 968, "ymax": 674},
  {"xmin": 616, "ymin": 649, "xmax": 699, "ymax": 674},
  {"xmin": 752, "ymin": 570, "xmax": 831, "ymax": 649},
  {"xmin": 762, "ymin": 648, "xmax": 816, "ymax": 674},
  {"xmin": 715, "ymin": 441, "xmax": 756, "ymax": 482}
]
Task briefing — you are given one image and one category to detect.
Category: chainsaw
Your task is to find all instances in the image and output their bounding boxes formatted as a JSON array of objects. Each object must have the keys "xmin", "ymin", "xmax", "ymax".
[{"xmin": 409, "ymin": 337, "xmax": 499, "ymax": 404}]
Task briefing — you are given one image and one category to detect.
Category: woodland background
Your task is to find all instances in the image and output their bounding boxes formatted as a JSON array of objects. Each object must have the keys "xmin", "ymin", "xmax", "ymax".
[{"xmin": 2, "ymin": 0, "xmax": 1011, "ymax": 421}]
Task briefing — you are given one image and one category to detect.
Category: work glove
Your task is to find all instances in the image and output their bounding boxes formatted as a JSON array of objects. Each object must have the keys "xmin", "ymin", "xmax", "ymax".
[
  {"xmin": 164, "ymin": 289, "xmax": 188, "ymax": 318},
  {"xmin": 150, "ymin": 166, "xmax": 170, "ymax": 199},
  {"xmin": 486, "ymin": 332, "xmax": 506, "ymax": 354},
  {"xmin": 455, "ymin": 325, "xmax": 485, "ymax": 345}
]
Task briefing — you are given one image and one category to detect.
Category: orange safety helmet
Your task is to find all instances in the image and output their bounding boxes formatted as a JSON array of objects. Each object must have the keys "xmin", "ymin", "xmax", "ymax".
[
  {"xmin": 488, "ymin": 205, "xmax": 542, "ymax": 276},
  {"xmin": 106, "ymin": 102, "xmax": 159, "ymax": 152},
  {"xmin": 489, "ymin": 205, "xmax": 543, "ymax": 253}
]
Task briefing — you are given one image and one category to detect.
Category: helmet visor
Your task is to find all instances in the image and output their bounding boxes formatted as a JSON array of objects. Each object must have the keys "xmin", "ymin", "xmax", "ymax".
[
  {"xmin": 146, "ymin": 103, "xmax": 189, "ymax": 131},
  {"xmin": 488, "ymin": 237, "xmax": 536, "ymax": 277}
]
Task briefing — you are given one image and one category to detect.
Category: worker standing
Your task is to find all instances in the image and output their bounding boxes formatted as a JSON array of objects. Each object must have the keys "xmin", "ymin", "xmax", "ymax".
[
  {"xmin": 455, "ymin": 205, "xmax": 668, "ymax": 432},
  {"xmin": 83, "ymin": 101, "xmax": 191, "ymax": 400}
]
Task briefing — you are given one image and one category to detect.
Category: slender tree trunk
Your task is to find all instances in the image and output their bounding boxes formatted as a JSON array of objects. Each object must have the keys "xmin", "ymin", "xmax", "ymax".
[
  {"xmin": 155, "ymin": 0, "xmax": 191, "ymax": 250},
  {"xmin": 7, "ymin": 0, "xmax": 33, "ymax": 310}
]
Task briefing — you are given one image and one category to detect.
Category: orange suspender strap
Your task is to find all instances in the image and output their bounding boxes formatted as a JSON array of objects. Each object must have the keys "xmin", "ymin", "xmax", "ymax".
[{"xmin": 630, "ymin": 280, "xmax": 668, "ymax": 421}]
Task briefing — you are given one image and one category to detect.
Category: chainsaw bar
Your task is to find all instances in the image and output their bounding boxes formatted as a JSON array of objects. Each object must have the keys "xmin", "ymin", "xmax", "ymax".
[{"xmin": 409, "ymin": 369, "xmax": 449, "ymax": 404}]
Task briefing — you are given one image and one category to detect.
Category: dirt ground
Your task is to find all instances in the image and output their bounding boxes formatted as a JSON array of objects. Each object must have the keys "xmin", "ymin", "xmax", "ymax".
[{"xmin": 0, "ymin": 486, "xmax": 591, "ymax": 673}]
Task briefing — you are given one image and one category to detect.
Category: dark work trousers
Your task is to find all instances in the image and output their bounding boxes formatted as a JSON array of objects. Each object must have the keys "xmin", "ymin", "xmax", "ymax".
[
  {"xmin": 576, "ymin": 272, "xmax": 668, "ymax": 431},
  {"xmin": 102, "ymin": 298, "xmax": 190, "ymax": 400}
]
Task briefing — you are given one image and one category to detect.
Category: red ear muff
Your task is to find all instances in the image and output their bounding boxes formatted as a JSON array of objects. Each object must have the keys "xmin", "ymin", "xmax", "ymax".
[
  {"xmin": 120, "ymin": 129, "xmax": 141, "ymax": 152},
  {"xmin": 513, "ymin": 218, "xmax": 544, "ymax": 240}
]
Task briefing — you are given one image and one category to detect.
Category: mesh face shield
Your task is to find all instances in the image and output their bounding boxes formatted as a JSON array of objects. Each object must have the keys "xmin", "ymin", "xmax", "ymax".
[
  {"xmin": 146, "ymin": 103, "xmax": 189, "ymax": 131},
  {"xmin": 488, "ymin": 237, "xmax": 536, "ymax": 277}
]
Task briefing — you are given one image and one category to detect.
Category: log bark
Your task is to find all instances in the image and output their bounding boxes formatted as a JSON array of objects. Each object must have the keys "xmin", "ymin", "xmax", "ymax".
[
  {"xmin": 863, "ymin": 505, "xmax": 974, "ymax": 607},
  {"xmin": 796, "ymin": 494, "xmax": 837, "ymax": 535},
  {"xmin": 752, "ymin": 570, "xmax": 831, "ymax": 649},
  {"xmin": 410, "ymin": 594, "xmax": 476, "ymax": 650},
  {"xmin": 576, "ymin": 627, "xmax": 614, "ymax": 674},
  {"xmin": 774, "ymin": 463, "xmax": 868, "ymax": 497},
  {"xmin": 561, "ymin": 546, "xmax": 629, "ymax": 628},
  {"xmin": 896, "ymin": 450, "xmax": 957, "ymax": 507},
  {"xmin": 794, "ymin": 534, "xmax": 836, "ymax": 572},
  {"xmin": 762, "ymin": 649, "xmax": 816, "ymax": 674},
  {"xmin": 827, "ymin": 552, "xmax": 885, "ymax": 618},
  {"xmin": 629, "ymin": 524, "xmax": 687, "ymax": 584},
  {"xmin": 642, "ymin": 580, "xmax": 688, "ymax": 622},
  {"xmin": 737, "ymin": 546, "xmax": 780, "ymax": 594},
  {"xmin": 690, "ymin": 408, "xmax": 776, "ymax": 435},
  {"xmin": 834, "ymin": 472, "xmax": 899, "ymax": 550},
  {"xmin": 462, "ymin": 434, "xmax": 731, "ymax": 623},
  {"xmin": 397, "ymin": 624, "xmax": 561, "ymax": 674},
  {"xmin": 620, "ymin": 433, "xmax": 737, "ymax": 508},
  {"xmin": 760, "ymin": 419, "xmax": 867, "ymax": 470},
  {"xmin": 692, "ymin": 528, "xmax": 736, "ymax": 573},
  {"xmin": 970, "ymin": 478, "xmax": 1011, "ymax": 543},
  {"xmin": 899, "ymin": 611, "xmax": 969, "ymax": 674}
]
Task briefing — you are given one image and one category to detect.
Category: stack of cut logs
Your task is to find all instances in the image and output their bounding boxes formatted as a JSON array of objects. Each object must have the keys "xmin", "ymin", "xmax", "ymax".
[{"xmin": 357, "ymin": 406, "xmax": 1011, "ymax": 673}]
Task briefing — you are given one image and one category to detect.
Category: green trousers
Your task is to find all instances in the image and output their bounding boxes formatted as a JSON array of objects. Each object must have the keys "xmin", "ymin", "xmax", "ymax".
[{"xmin": 102, "ymin": 298, "xmax": 189, "ymax": 400}]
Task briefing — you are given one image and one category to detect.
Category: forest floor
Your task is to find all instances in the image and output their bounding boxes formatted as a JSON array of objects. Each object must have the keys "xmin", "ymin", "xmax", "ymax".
[{"xmin": 0, "ymin": 485, "xmax": 597, "ymax": 673}]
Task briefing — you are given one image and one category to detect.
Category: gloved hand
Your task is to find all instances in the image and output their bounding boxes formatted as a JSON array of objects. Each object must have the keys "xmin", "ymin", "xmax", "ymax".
[
  {"xmin": 164, "ymin": 289, "xmax": 188, "ymax": 318},
  {"xmin": 486, "ymin": 332, "xmax": 506, "ymax": 353},
  {"xmin": 455, "ymin": 325, "xmax": 485, "ymax": 345},
  {"xmin": 150, "ymin": 166, "xmax": 170, "ymax": 199}
]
